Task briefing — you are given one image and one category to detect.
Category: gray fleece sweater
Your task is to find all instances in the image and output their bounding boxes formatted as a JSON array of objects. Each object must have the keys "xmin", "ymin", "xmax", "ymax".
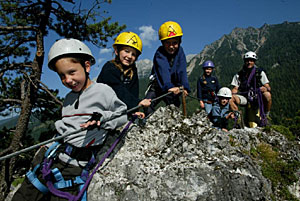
[{"xmin": 55, "ymin": 82, "xmax": 128, "ymax": 148}]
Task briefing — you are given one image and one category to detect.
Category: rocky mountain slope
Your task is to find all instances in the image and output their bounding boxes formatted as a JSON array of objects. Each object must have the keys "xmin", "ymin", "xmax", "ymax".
[
  {"xmin": 85, "ymin": 106, "xmax": 300, "ymax": 201},
  {"xmin": 186, "ymin": 24, "xmax": 269, "ymax": 76},
  {"xmin": 136, "ymin": 59, "xmax": 153, "ymax": 78}
]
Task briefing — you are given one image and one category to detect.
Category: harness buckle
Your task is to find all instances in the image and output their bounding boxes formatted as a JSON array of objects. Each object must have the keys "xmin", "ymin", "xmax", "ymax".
[{"xmin": 45, "ymin": 142, "xmax": 61, "ymax": 159}]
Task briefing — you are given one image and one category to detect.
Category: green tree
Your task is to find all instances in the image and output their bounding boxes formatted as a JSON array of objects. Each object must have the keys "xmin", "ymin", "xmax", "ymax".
[{"xmin": 0, "ymin": 0, "xmax": 125, "ymax": 199}]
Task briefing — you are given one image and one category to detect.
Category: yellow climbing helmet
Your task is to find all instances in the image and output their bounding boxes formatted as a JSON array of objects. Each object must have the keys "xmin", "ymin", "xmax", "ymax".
[
  {"xmin": 158, "ymin": 21, "xmax": 183, "ymax": 41},
  {"xmin": 113, "ymin": 32, "xmax": 142, "ymax": 54}
]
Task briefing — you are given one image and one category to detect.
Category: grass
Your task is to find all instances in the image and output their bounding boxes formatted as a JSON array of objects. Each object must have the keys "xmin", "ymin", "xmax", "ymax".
[
  {"xmin": 12, "ymin": 177, "xmax": 24, "ymax": 187},
  {"xmin": 251, "ymin": 143, "xmax": 300, "ymax": 200}
]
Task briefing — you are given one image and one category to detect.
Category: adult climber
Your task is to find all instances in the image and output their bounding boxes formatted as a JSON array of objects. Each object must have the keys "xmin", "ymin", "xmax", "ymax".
[{"xmin": 229, "ymin": 51, "xmax": 272, "ymax": 127}]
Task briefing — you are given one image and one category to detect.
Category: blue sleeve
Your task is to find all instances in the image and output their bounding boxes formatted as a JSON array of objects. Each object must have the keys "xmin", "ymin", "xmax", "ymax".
[
  {"xmin": 153, "ymin": 48, "xmax": 174, "ymax": 91},
  {"xmin": 220, "ymin": 105, "xmax": 230, "ymax": 119},
  {"xmin": 210, "ymin": 103, "xmax": 230, "ymax": 129},
  {"xmin": 211, "ymin": 105, "xmax": 221, "ymax": 118},
  {"xmin": 197, "ymin": 78, "xmax": 203, "ymax": 100}
]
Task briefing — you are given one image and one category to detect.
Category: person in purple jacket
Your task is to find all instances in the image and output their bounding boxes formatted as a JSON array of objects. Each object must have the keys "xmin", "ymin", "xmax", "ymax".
[{"xmin": 144, "ymin": 21, "xmax": 190, "ymax": 116}]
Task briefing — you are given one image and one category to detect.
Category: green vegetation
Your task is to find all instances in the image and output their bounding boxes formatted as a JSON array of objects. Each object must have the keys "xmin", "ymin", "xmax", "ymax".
[
  {"xmin": 251, "ymin": 143, "xmax": 300, "ymax": 200},
  {"xmin": 282, "ymin": 110, "xmax": 300, "ymax": 139},
  {"xmin": 12, "ymin": 177, "xmax": 24, "ymax": 188},
  {"xmin": 272, "ymin": 125, "xmax": 295, "ymax": 141},
  {"xmin": 258, "ymin": 23, "xmax": 300, "ymax": 125},
  {"xmin": 249, "ymin": 111, "xmax": 300, "ymax": 200},
  {"xmin": 263, "ymin": 110, "xmax": 300, "ymax": 141}
]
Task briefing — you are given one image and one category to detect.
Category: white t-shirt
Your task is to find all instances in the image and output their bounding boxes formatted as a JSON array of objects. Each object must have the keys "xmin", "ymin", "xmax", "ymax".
[{"xmin": 231, "ymin": 67, "xmax": 269, "ymax": 87}]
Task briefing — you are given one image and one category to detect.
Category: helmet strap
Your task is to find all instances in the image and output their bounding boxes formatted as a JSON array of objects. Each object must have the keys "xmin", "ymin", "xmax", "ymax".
[{"xmin": 74, "ymin": 67, "xmax": 90, "ymax": 109}]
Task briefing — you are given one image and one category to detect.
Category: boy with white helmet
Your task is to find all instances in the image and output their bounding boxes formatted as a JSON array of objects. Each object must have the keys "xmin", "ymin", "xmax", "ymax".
[
  {"xmin": 209, "ymin": 87, "xmax": 235, "ymax": 132},
  {"xmin": 229, "ymin": 51, "xmax": 272, "ymax": 127},
  {"xmin": 13, "ymin": 38, "xmax": 128, "ymax": 200},
  {"xmin": 144, "ymin": 21, "xmax": 190, "ymax": 116}
]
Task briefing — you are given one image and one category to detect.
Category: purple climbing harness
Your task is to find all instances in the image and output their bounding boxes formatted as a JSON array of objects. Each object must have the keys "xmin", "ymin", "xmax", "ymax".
[
  {"xmin": 40, "ymin": 117, "xmax": 136, "ymax": 201},
  {"xmin": 246, "ymin": 67, "xmax": 267, "ymax": 126}
]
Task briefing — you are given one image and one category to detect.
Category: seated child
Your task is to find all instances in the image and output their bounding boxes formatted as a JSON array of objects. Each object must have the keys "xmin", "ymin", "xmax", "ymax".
[{"xmin": 209, "ymin": 87, "xmax": 235, "ymax": 132}]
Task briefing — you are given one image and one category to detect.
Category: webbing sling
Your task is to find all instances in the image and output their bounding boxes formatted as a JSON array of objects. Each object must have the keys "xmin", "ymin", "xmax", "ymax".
[
  {"xmin": 251, "ymin": 68, "xmax": 267, "ymax": 126},
  {"xmin": 26, "ymin": 163, "xmax": 49, "ymax": 194},
  {"xmin": 239, "ymin": 67, "xmax": 267, "ymax": 127},
  {"xmin": 26, "ymin": 141, "xmax": 61, "ymax": 194},
  {"xmin": 26, "ymin": 141, "xmax": 93, "ymax": 200},
  {"xmin": 40, "ymin": 116, "xmax": 136, "ymax": 201}
]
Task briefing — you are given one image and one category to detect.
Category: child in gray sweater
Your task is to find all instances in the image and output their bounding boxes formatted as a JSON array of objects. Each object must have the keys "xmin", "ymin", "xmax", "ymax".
[{"xmin": 12, "ymin": 38, "xmax": 128, "ymax": 201}]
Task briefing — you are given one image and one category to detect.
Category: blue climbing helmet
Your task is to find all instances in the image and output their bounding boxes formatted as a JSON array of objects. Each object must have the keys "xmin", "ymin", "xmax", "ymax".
[{"xmin": 203, "ymin": 60, "xmax": 215, "ymax": 68}]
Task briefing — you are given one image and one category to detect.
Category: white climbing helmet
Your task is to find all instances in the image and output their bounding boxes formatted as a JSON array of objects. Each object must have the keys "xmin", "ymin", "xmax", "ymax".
[
  {"xmin": 48, "ymin": 38, "xmax": 95, "ymax": 70},
  {"xmin": 217, "ymin": 87, "xmax": 232, "ymax": 98},
  {"xmin": 244, "ymin": 51, "xmax": 257, "ymax": 60}
]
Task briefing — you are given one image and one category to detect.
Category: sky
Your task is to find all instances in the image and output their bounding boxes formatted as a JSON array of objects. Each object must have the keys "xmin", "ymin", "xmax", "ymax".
[{"xmin": 41, "ymin": 0, "xmax": 300, "ymax": 97}]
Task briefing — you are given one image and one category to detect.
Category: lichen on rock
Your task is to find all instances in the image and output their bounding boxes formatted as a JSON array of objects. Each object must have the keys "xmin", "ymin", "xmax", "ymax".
[{"xmin": 87, "ymin": 105, "xmax": 300, "ymax": 201}]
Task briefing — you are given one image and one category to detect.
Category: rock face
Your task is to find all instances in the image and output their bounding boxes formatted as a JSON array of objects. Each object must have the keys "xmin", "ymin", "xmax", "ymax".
[
  {"xmin": 136, "ymin": 59, "xmax": 153, "ymax": 79},
  {"xmin": 87, "ymin": 105, "xmax": 300, "ymax": 201}
]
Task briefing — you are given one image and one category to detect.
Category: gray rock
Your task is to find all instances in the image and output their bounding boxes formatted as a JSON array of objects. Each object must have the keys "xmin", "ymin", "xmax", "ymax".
[
  {"xmin": 87, "ymin": 105, "xmax": 300, "ymax": 201},
  {"xmin": 6, "ymin": 105, "xmax": 299, "ymax": 201}
]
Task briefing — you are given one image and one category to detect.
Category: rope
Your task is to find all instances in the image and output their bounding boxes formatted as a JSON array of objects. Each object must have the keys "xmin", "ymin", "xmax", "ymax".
[
  {"xmin": 257, "ymin": 89, "xmax": 267, "ymax": 126},
  {"xmin": 187, "ymin": 94, "xmax": 201, "ymax": 101},
  {"xmin": 74, "ymin": 115, "xmax": 137, "ymax": 201},
  {"xmin": 233, "ymin": 111, "xmax": 240, "ymax": 128},
  {"xmin": 128, "ymin": 91, "xmax": 173, "ymax": 112},
  {"xmin": 251, "ymin": 68, "xmax": 267, "ymax": 127},
  {"xmin": 0, "ymin": 91, "xmax": 174, "ymax": 161}
]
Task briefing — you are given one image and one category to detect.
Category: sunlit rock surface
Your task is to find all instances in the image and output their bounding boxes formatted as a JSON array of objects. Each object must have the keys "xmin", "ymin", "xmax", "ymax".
[
  {"xmin": 6, "ymin": 105, "xmax": 300, "ymax": 201},
  {"xmin": 87, "ymin": 105, "xmax": 300, "ymax": 201}
]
